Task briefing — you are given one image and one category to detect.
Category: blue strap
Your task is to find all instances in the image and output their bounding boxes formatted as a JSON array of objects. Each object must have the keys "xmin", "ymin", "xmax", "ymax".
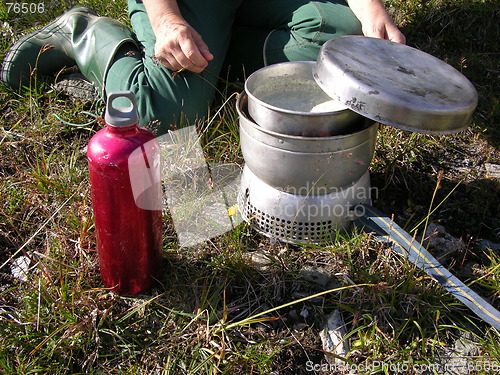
[{"xmin": 355, "ymin": 204, "xmax": 500, "ymax": 331}]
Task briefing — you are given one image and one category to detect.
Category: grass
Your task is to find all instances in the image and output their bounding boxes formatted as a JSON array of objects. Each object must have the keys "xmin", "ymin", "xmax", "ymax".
[{"xmin": 1, "ymin": 0, "xmax": 499, "ymax": 374}]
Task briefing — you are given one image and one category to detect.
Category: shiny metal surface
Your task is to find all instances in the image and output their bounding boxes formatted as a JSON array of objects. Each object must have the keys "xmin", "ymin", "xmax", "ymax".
[
  {"xmin": 238, "ymin": 93, "xmax": 377, "ymax": 194},
  {"xmin": 245, "ymin": 61, "xmax": 361, "ymax": 136},
  {"xmin": 313, "ymin": 36, "xmax": 478, "ymax": 134},
  {"xmin": 238, "ymin": 166, "xmax": 371, "ymax": 244}
]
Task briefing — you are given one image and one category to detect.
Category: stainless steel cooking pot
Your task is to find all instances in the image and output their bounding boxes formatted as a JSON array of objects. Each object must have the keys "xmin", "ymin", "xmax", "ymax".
[
  {"xmin": 238, "ymin": 93, "xmax": 377, "ymax": 194},
  {"xmin": 245, "ymin": 61, "xmax": 362, "ymax": 136},
  {"xmin": 238, "ymin": 36, "xmax": 479, "ymax": 244}
]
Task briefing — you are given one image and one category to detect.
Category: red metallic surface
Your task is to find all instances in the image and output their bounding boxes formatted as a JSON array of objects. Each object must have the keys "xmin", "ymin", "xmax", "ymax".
[{"xmin": 87, "ymin": 122, "xmax": 162, "ymax": 295}]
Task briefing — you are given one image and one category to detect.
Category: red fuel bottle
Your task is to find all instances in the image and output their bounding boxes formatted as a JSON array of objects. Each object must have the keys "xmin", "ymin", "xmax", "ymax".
[{"xmin": 87, "ymin": 91, "xmax": 162, "ymax": 295}]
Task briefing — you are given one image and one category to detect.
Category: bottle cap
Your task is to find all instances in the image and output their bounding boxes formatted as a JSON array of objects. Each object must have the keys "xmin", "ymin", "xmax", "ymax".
[{"xmin": 105, "ymin": 91, "xmax": 139, "ymax": 127}]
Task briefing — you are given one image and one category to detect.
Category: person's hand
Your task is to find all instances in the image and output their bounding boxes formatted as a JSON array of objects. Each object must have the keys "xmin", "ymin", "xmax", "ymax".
[
  {"xmin": 152, "ymin": 14, "xmax": 213, "ymax": 73},
  {"xmin": 361, "ymin": 3, "xmax": 405, "ymax": 43},
  {"xmin": 347, "ymin": 0, "xmax": 406, "ymax": 44}
]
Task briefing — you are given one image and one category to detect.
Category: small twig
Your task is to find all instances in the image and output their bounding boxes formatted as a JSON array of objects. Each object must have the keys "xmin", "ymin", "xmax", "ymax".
[
  {"xmin": 36, "ymin": 279, "xmax": 41, "ymax": 332},
  {"xmin": 171, "ymin": 67, "xmax": 186, "ymax": 79}
]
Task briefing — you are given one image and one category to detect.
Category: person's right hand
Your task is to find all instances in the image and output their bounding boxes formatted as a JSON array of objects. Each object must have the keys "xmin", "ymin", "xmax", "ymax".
[{"xmin": 152, "ymin": 14, "xmax": 213, "ymax": 73}]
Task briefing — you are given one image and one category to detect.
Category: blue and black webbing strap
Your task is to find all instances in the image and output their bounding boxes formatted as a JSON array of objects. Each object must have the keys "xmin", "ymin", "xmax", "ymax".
[{"xmin": 354, "ymin": 204, "xmax": 500, "ymax": 331}]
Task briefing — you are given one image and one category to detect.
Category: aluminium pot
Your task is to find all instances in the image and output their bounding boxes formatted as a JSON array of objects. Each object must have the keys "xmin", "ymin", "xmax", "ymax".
[
  {"xmin": 245, "ymin": 61, "xmax": 362, "ymax": 136},
  {"xmin": 238, "ymin": 93, "xmax": 377, "ymax": 195}
]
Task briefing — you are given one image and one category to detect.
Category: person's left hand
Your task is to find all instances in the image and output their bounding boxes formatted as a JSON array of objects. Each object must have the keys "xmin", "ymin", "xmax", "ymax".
[
  {"xmin": 361, "ymin": 4, "xmax": 406, "ymax": 43},
  {"xmin": 347, "ymin": 0, "xmax": 406, "ymax": 44}
]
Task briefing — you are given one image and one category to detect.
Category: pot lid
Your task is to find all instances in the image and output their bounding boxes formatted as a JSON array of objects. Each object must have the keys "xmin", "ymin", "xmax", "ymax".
[{"xmin": 312, "ymin": 36, "xmax": 478, "ymax": 134}]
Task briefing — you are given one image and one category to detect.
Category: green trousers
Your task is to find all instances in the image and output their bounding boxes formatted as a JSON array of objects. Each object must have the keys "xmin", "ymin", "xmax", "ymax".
[{"xmin": 106, "ymin": 0, "xmax": 362, "ymax": 132}]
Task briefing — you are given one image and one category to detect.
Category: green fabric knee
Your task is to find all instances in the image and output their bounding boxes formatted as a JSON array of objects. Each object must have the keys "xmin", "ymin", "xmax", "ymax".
[
  {"xmin": 106, "ymin": 0, "xmax": 239, "ymax": 133},
  {"xmin": 224, "ymin": 0, "xmax": 362, "ymax": 81},
  {"xmin": 105, "ymin": 0, "xmax": 362, "ymax": 133},
  {"xmin": 264, "ymin": 0, "xmax": 363, "ymax": 63}
]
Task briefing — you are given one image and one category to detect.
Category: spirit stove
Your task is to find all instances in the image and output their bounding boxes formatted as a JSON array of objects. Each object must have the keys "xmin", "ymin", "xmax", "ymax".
[{"xmin": 237, "ymin": 36, "xmax": 477, "ymax": 244}]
